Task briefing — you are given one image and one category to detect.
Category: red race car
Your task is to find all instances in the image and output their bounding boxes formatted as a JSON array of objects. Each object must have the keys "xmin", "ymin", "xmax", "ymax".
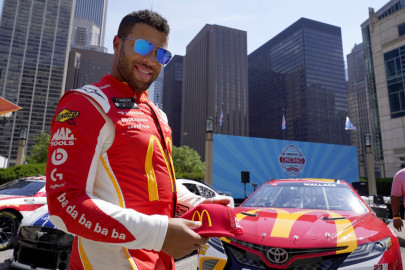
[
  {"xmin": 0, "ymin": 176, "xmax": 46, "ymax": 250},
  {"xmin": 198, "ymin": 178, "xmax": 403, "ymax": 270}
]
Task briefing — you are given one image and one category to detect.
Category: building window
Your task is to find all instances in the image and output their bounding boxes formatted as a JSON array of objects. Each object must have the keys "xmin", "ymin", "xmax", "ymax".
[
  {"xmin": 385, "ymin": 47, "xmax": 405, "ymax": 118},
  {"xmin": 398, "ymin": 23, "xmax": 405, "ymax": 36}
]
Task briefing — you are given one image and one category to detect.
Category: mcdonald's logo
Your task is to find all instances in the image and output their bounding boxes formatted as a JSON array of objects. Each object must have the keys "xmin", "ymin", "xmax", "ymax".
[{"xmin": 192, "ymin": 210, "xmax": 212, "ymax": 227}]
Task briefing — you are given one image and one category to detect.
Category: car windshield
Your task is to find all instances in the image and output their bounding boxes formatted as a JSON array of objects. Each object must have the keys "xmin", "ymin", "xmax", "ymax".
[
  {"xmin": 0, "ymin": 179, "xmax": 45, "ymax": 196},
  {"xmin": 242, "ymin": 181, "xmax": 368, "ymax": 214}
]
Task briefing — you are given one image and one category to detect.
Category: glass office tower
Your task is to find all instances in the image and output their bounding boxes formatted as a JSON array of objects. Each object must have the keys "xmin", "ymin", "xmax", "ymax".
[
  {"xmin": 181, "ymin": 24, "xmax": 249, "ymax": 158},
  {"xmin": 163, "ymin": 55, "xmax": 183, "ymax": 147},
  {"xmin": 0, "ymin": 0, "xmax": 75, "ymax": 165},
  {"xmin": 346, "ymin": 43, "xmax": 369, "ymax": 177},
  {"xmin": 249, "ymin": 18, "xmax": 349, "ymax": 145},
  {"xmin": 73, "ymin": 0, "xmax": 108, "ymax": 48}
]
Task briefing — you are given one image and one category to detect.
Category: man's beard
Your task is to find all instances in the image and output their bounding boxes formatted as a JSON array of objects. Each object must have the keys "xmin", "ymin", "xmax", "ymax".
[{"xmin": 117, "ymin": 50, "xmax": 155, "ymax": 93}]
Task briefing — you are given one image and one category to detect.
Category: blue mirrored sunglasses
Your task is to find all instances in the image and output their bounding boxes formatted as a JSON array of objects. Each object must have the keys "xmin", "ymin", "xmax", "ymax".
[{"xmin": 119, "ymin": 36, "xmax": 172, "ymax": 64}]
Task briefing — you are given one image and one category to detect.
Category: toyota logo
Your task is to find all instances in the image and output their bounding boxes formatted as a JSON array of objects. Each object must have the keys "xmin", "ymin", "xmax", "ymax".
[{"xmin": 266, "ymin": 248, "xmax": 289, "ymax": 264}]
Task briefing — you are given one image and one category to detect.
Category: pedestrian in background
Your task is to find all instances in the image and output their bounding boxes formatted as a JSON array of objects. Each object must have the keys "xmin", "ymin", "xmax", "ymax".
[{"xmin": 391, "ymin": 165, "xmax": 405, "ymax": 232}]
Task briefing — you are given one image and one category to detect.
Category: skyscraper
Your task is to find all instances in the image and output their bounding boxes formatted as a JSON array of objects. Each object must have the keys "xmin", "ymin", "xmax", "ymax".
[
  {"xmin": 65, "ymin": 48, "xmax": 113, "ymax": 91},
  {"xmin": 362, "ymin": 0, "xmax": 405, "ymax": 177},
  {"xmin": 249, "ymin": 18, "xmax": 348, "ymax": 145},
  {"xmin": 346, "ymin": 43, "xmax": 370, "ymax": 177},
  {"xmin": 72, "ymin": 0, "xmax": 108, "ymax": 50},
  {"xmin": 163, "ymin": 55, "xmax": 183, "ymax": 147},
  {"xmin": 0, "ymin": 0, "xmax": 75, "ymax": 166},
  {"xmin": 151, "ymin": 70, "xmax": 164, "ymax": 109},
  {"xmin": 181, "ymin": 24, "xmax": 249, "ymax": 158}
]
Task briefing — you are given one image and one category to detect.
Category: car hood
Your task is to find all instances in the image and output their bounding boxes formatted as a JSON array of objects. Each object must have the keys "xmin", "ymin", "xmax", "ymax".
[
  {"xmin": 20, "ymin": 205, "xmax": 56, "ymax": 228},
  {"xmin": 234, "ymin": 207, "xmax": 389, "ymax": 251}
]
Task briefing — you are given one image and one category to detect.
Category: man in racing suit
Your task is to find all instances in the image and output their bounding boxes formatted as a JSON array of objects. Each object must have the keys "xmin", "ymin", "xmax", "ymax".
[{"xmin": 46, "ymin": 10, "xmax": 225, "ymax": 270}]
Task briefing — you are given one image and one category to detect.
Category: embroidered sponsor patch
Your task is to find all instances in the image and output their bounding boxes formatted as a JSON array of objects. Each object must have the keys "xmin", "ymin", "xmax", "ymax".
[
  {"xmin": 51, "ymin": 127, "xmax": 76, "ymax": 146},
  {"xmin": 55, "ymin": 109, "xmax": 80, "ymax": 125},
  {"xmin": 111, "ymin": 98, "xmax": 139, "ymax": 109}
]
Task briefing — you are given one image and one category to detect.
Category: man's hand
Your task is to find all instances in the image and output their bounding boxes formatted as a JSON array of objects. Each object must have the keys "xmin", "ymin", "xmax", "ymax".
[
  {"xmin": 201, "ymin": 197, "xmax": 231, "ymax": 205},
  {"xmin": 162, "ymin": 218, "xmax": 208, "ymax": 259},
  {"xmin": 393, "ymin": 218, "xmax": 404, "ymax": 232}
]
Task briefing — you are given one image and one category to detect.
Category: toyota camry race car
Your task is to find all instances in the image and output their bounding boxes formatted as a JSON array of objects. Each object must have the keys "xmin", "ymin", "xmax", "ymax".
[
  {"xmin": 197, "ymin": 178, "xmax": 403, "ymax": 270},
  {"xmin": 0, "ymin": 176, "xmax": 46, "ymax": 250}
]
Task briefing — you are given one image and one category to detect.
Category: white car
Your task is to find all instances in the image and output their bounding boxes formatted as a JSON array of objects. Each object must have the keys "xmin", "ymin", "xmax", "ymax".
[
  {"xmin": 176, "ymin": 179, "xmax": 234, "ymax": 207},
  {"xmin": 0, "ymin": 176, "xmax": 47, "ymax": 250}
]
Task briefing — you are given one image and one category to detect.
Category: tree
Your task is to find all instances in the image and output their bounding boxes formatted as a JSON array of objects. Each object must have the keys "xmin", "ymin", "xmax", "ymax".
[
  {"xmin": 26, "ymin": 133, "xmax": 50, "ymax": 164},
  {"xmin": 172, "ymin": 145, "xmax": 204, "ymax": 180}
]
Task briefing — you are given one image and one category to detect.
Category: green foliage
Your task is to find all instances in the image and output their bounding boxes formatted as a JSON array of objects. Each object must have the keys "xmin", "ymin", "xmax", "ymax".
[
  {"xmin": 26, "ymin": 133, "xmax": 50, "ymax": 164},
  {"xmin": 0, "ymin": 163, "xmax": 46, "ymax": 184},
  {"xmin": 172, "ymin": 145, "xmax": 205, "ymax": 180},
  {"xmin": 0, "ymin": 144, "xmax": 206, "ymax": 183},
  {"xmin": 175, "ymin": 172, "xmax": 205, "ymax": 182}
]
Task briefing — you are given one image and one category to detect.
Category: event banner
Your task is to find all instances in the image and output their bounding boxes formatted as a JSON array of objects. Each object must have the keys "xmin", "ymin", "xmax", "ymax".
[{"xmin": 212, "ymin": 134, "xmax": 359, "ymax": 199}]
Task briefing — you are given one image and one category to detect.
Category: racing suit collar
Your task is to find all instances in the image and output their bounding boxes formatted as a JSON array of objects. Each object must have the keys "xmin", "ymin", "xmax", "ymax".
[{"xmin": 103, "ymin": 75, "xmax": 150, "ymax": 103}]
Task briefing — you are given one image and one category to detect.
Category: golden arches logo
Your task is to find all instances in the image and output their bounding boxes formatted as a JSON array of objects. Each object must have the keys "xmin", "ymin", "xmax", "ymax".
[
  {"xmin": 236, "ymin": 208, "xmax": 358, "ymax": 254},
  {"xmin": 145, "ymin": 135, "xmax": 176, "ymax": 201},
  {"xmin": 192, "ymin": 210, "xmax": 212, "ymax": 227}
]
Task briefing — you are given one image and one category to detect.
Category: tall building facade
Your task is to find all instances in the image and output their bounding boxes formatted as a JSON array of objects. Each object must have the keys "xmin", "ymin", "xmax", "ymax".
[
  {"xmin": 362, "ymin": 0, "xmax": 405, "ymax": 177},
  {"xmin": 249, "ymin": 18, "xmax": 348, "ymax": 145},
  {"xmin": 0, "ymin": 0, "xmax": 75, "ymax": 166},
  {"xmin": 72, "ymin": 0, "xmax": 108, "ymax": 49},
  {"xmin": 151, "ymin": 70, "xmax": 164, "ymax": 109},
  {"xmin": 346, "ymin": 43, "xmax": 370, "ymax": 177},
  {"xmin": 181, "ymin": 24, "xmax": 249, "ymax": 158},
  {"xmin": 163, "ymin": 55, "xmax": 183, "ymax": 147},
  {"xmin": 65, "ymin": 48, "xmax": 113, "ymax": 91}
]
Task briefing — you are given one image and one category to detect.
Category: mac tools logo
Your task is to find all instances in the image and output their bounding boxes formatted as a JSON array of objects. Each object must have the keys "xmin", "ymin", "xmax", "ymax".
[
  {"xmin": 51, "ymin": 127, "xmax": 76, "ymax": 146},
  {"xmin": 279, "ymin": 145, "xmax": 306, "ymax": 176}
]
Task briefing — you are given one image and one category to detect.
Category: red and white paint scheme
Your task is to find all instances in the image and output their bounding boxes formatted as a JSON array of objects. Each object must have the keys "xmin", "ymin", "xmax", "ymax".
[
  {"xmin": 198, "ymin": 179, "xmax": 403, "ymax": 270},
  {"xmin": 0, "ymin": 176, "xmax": 46, "ymax": 250}
]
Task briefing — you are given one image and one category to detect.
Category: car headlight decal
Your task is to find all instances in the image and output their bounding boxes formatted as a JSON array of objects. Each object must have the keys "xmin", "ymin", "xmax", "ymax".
[{"xmin": 343, "ymin": 237, "xmax": 391, "ymax": 265}]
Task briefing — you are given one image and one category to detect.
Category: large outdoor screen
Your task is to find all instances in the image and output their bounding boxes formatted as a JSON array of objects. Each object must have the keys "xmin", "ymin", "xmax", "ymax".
[{"xmin": 212, "ymin": 134, "xmax": 359, "ymax": 199}]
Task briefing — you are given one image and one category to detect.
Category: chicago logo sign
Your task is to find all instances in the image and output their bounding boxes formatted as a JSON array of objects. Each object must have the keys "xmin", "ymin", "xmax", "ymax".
[{"xmin": 279, "ymin": 144, "xmax": 306, "ymax": 176}]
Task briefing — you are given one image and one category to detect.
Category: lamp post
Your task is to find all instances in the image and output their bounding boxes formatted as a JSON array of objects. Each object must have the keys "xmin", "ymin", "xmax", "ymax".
[
  {"xmin": 365, "ymin": 134, "xmax": 377, "ymax": 196},
  {"xmin": 16, "ymin": 127, "xmax": 27, "ymax": 166},
  {"xmin": 204, "ymin": 117, "xmax": 214, "ymax": 186}
]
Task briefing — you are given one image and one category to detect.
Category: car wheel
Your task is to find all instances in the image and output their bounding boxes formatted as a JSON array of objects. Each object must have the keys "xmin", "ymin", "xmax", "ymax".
[{"xmin": 0, "ymin": 210, "xmax": 21, "ymax": 251}]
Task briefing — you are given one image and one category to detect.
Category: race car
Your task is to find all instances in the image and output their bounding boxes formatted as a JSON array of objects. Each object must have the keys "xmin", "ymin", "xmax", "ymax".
[
  {"xmin": 0, "ymin": 176, "xmax": 47, "ymax": 250},
  {"xmin": 197, "ymin": 178, "xmax": 403, "ymax": 269},
  {"xmin": 10, "ymin": 205, "xmax": 74, "ymax": 270}
]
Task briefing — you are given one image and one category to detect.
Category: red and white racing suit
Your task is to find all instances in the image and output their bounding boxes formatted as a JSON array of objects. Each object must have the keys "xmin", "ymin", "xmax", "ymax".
[{"xmin": 46, "ymin": 75, "xmax": 199, "ymax": 270}]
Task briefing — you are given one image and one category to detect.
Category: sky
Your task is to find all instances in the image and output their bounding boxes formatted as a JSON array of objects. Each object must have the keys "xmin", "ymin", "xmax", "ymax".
[
  {"xmin": 0, "ymin": 0, "xmax": 388, "ymax": 60},
  {"xmin": 102, "ymin": 0, "xmax": 388, "ymax": 60}
]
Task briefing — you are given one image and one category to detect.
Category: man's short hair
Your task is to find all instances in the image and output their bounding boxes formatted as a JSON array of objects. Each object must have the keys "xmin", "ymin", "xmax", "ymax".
[{"xmin": 118, "ymin": 10, "xmax": 170, "ymax": 37}]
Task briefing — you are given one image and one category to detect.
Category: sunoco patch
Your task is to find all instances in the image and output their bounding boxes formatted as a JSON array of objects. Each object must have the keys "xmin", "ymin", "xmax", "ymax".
[
  {"xmin": 111, "ymin": 97, "xmax": 139, "ymax": 109},
  {"xmin": 55, "ymin": 109, "xmax": 80, "ymax": 125}
]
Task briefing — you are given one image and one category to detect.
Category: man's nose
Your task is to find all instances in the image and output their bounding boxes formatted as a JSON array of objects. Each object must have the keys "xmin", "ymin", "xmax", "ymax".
[{"xmin": 143, "ymin": 49, "xmax": 159, "ymax": 64}]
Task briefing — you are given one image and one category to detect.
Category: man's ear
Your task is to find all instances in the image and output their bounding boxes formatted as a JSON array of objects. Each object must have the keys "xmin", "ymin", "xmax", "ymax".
[{"xmin": 113, "ymin": 35, "xmax": 121, "ymax": 54}]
